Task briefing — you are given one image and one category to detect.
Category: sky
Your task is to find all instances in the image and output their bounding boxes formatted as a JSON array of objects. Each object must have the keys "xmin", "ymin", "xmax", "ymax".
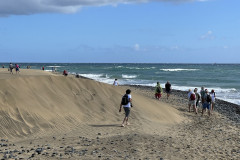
[{"xmin": 0, "ymin": 0, "xmax": 239, "ymax": 63}]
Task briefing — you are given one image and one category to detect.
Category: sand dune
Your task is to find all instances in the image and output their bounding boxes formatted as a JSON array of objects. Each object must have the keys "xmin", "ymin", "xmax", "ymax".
[
  {"xmin": 0, "ymin": 69, "xmax": 238, "ymax": 159},
  {"xmin": 0, "ymin": 69, "xmax": 183, "ymax": 140}
]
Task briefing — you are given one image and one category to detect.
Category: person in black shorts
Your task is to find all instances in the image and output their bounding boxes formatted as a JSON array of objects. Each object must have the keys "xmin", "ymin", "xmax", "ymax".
[{"xmin": 165, "ymin": 81, "xmax": 171, "ymax": 99}]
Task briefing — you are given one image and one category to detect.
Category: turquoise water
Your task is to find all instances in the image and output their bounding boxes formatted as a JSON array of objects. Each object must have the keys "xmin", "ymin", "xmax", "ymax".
[{"xmin": 2, "ymin": 63, "xmax": 240, "ymax": 105}]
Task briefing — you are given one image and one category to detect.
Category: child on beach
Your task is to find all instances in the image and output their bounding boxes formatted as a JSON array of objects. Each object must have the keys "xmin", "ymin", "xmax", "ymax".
[
  {"xmin": 155, "ymin": 82, "xmax": 163, "ymax": 100},
  {"xmin": 119, "ymin": 89, "xmax": 132, "ymax": 127}
]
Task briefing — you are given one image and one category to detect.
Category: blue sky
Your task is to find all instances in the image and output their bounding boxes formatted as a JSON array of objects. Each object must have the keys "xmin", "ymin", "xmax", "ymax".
[{"xmin": 0, "ymin": 0, "xmax": 239, "ymax": 63}]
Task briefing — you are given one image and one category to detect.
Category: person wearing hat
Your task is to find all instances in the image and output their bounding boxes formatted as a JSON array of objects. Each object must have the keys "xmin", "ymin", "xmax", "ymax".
[
  {"xmin": 119, "ymin": 89, "xmax": 132, "ymax": 127},
  {"xmin": 210, "ymin": 89, "xmax": 216, "ymax": 111}
]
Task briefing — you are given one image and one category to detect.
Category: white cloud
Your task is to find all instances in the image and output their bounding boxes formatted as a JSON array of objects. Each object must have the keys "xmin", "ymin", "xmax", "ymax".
[
  {"xmin": 223, "ymin": 46, "xmax": 228, "ymax": 49},
  {"xmin": 0, "ymin": 0, "xmax": 208, "ymax": 17},
  {"xmin": 200, "ymin": 30, "xmax": 215, "ymax": 40},
  {"xmin": 171, "ymin": 45, "xmax": 179, "ymax": 50},
  {"xmin": 134, "ymin": 44, "xmax": 140, "ymax": 51}
]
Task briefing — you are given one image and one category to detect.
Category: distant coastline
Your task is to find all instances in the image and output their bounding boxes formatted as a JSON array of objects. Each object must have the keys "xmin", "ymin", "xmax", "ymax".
[{"xmin": 1, "ymin": 63, "xmax": 239, "ymax": 105}]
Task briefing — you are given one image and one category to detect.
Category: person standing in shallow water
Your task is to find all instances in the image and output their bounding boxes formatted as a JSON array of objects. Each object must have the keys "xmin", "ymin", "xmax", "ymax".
[
  {"xmin": 165, "ymin": 81, "xmax": 171, "ymax": 99},
  {"xmin": 119, "ymin": 89, "xmax": 132, "ymax": 127}
]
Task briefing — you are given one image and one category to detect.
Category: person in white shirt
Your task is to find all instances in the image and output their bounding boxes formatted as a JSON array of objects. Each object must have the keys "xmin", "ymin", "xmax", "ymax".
[
  {"xmin": 113, "ymin": 79, "xmax": 119, "ymax": 86},
  {"xmin": 119, "ymin": 89, "xmax": 132, "ymax": 127}
]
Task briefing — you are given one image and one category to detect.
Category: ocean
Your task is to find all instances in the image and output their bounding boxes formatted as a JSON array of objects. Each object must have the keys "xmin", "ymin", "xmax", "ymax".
[{"xmin": 2, "ymin": 63, "xmax": 240, "ymax": 105}]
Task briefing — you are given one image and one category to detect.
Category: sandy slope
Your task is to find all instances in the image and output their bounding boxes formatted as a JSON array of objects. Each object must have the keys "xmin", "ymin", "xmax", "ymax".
[
  {"xmin": 0, "ymin": 69, "xmax": 239, "ymax": 159},
  {"xmin": 0, "ymin": 69, "xmax": 183, "ymax": 140}
]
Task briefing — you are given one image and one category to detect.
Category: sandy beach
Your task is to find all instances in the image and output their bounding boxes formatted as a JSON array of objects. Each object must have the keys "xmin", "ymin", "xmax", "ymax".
[{"xmin": 0, "ymin": 68, "xmax": 239, "ymax": 160}]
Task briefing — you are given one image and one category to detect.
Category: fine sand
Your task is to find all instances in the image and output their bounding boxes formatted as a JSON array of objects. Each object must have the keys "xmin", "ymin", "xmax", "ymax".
[{"xmin": 0, "ymin": 68, "xmax": 239, "ymax": 160}]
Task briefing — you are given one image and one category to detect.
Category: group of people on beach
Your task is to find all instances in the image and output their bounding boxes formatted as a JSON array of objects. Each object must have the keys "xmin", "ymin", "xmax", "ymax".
[
  {"xmin": 8, "ymin": 63, "xmax": 20, "ymax": 74},
  {"xmin": 117, "ymin": 78, "xmax": 217, "ymax": 127},
  {"xmin": 188, "ymin": 87, "xmax": 216, "ymax": 116}
]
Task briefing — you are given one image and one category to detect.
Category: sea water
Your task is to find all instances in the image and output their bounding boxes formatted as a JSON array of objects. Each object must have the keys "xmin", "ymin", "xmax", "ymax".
[{"xmin": 4, "ymin": 63, "xmax": 240, "ymax": 105}]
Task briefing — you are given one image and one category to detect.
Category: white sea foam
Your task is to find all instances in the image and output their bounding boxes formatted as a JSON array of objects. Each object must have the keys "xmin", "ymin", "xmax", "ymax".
[
  {"xmin": 79, "ymin": 73, "xmax": 114, "ymax": 84},
  {"xmin": 79, "ymin": 74, "xmax": 103, "ymax": 79},
  {"xmin": 78, "ymin": 73, "xmax": 240, "ymax": 105},
  {"xmin": 47, "ymin": 66, "xmax": 62, "ymax": 68},
  {"xmin": 115, "ymin": 66, "xmax": 124, "ymax": 68},
  {"xmin": 112, "ymin": 66, "xmax": 156, "ymax": 70},
  {"xmin": 129, "ymin": 83, "xmax": 240, "ymax": 105},
  {"xmin": 170, "ymin": 85, "xmax": 239, "ymax": 105},
  {"xmin": 160, "ymin": 68, "xmax": 199, "ymax": 72},
  {"xmin": 122, "ymin": 74, "xmax": 137, "ymax": 79}
]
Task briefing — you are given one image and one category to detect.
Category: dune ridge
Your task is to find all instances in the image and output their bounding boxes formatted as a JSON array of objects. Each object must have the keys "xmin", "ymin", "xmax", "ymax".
[{"xmin": 0, "ymin": 69, "xmax": 183, "ymax": 140}]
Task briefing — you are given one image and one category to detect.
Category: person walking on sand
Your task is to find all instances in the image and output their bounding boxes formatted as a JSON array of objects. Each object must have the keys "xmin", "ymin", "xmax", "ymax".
[
  {"xmin": 202, "ymin": 89, "xmax": 212, "ymax": 116},
  {"xmin": 119, "ymin": 89, "xmax": 132, "ymax": 127},
  {"xmin": 15, "ymin": 64, "xmax": 20, "ymax": 74},
  {"xmin": 194, "ymin": 88, "xmax": 201, "ymax": 114},
  {"xmin": 200, "ymin": 86, "xmax": 205, "ymax": 105},
  {"xmin": 165, "ymin": 81, "xmax": 172, "ymax": 99},
  {"xmin": 113, "ymin": 79, "xmax": 119, "ymax": 86},
  {"xmin": 188, "ymin": 89, "xmax": 197, "ymax": 114},
  {"xmin": 210, "ymin": 89, "xmax": 216, "ymax": 111},
  {"xmin": 155, "ymin": 82, "xmax": 163, "ymax": 100},
  {"xmin": 9, "ymin": 63, "xmax": 13, "ymax": 74}
]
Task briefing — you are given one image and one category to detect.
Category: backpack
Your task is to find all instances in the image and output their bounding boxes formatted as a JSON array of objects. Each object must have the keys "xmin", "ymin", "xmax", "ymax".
[
  {"xmin": 156, "ymin": 87, "xmax": 161, "ymax": 93},
  {"xmin": 121, "ymin": 94, "xmax": 129, "ymax": 105},
  {"xmin": 206, "ymin": 94, "xmax": 211, "ymax": 103},
  {"xmin": 190, "ymin": 93, "xmax": 196, "ymax": 100}
]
